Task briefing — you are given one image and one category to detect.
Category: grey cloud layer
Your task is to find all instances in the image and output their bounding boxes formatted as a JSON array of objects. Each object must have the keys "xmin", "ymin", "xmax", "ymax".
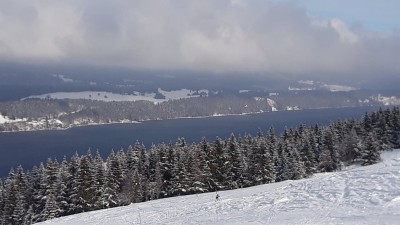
[{"xmin": 0, "ymin": 0, "xmax": 399, "ymax": 76}]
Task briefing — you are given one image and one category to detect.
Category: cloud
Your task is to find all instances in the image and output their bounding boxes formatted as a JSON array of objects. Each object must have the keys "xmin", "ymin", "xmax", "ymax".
[{"xmin": 0, "ymin": 0, "xmax": 399, "ymax": 77}]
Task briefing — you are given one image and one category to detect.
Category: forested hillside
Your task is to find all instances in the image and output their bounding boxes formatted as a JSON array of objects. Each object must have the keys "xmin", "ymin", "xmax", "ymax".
[
  {"xmin": 0, "ymin": 107, "xmax": 399, "ymax": 224},
  {"xmin": 1, "ymin": 89, "xmax": 397, "ymax": 132}
]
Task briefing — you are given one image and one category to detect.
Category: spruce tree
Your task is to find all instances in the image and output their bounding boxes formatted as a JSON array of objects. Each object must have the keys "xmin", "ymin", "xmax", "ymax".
[
  {"xmin": 3, "ymin": 169, "xmax": 17, "ymax": 225},
  {"xmin": 93, "ymin": 151, "xmax": 106, "ymax": 209},
  {"xmin": 0, "ymin": 179, "xmax": 4, "ymax": 225},
  {"xmin": 56, "ymin": 156, "xmax": 71, "ymax": 216},
  {"xmin": 12, "ymin": 166, "xmax": 29, "ymax": 224},
  {"xmin": 75, "ymin": 153, "xmax": 96, "ymax": 212},
  {"xmin": 226, "ymin": 133, "xmax": 243, "ymax": 189},
  {"xmin": 361, "ymin": 132, "xmax": 381, "ymax": 166}
]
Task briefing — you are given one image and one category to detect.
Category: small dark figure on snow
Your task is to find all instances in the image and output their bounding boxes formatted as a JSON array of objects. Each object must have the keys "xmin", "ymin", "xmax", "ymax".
[{"xmin": 215, "ymin": 193, "xmax": 220, "ymax": 201}]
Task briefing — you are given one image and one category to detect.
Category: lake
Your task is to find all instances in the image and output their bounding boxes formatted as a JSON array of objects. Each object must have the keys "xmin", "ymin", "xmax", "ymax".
[{"xmin": 0, "ymin": 106, "xmax": 381, "ymax": 177}]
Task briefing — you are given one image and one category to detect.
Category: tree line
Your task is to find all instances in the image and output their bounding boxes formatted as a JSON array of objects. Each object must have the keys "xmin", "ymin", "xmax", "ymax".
[{"xmin": 1, "ymin": 107, "xmax": 399, "ymax": 224}]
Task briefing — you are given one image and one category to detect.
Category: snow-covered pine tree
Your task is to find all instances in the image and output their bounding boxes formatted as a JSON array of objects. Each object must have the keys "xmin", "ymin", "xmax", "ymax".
[
  {"xmin": 266, "ymin": 127, "xmax": 278, "ymax": 182},
  {"xmin": 361, "ymin": 132, "xmax": 381, "ymax": 166},
  {"xmin": 40, "ymin": 192, "xmax": 60, "ymax": 221},
  {"xmin": 298, "ymin": 129, "xmax": 317, "ymax": 177},
  {"xmin": 276, "ymin": 129, "xmax": 291, "ymax": 182},
  {"xmin": 210, "ymin": 137, "xmax": 227, "ymax": 191},
  {"xmin": 340, "ymin": 127, "xmax": 362, "ymax": 165},
  {"xmin": 102, "ymin": 150, "xmax": 123, "ymax": 208},
  {"xmin": 170, "ymin": 138, "xmax": 190, "ymax": 196},
  {"xmin": 11, "ymin": 166, "xmax": 29, "ymax": 224},
  {"xmin": 238, "ymin": 135, "xmax": 252, "ymax": 187},
  {"xmin": 66, "ymin": 152, "xmax": 80, "ymax": 215},
  {"xmin": 75, "ymin": 152, "xmax": 97, "ymax": 212},
  {"xmin": 126, "ymin": 144, "xmax": 136, "ymax": 171},
  {"xmin": 116, "ymin": 149, "xmax": 128, "ymax": 179},
  {"xmin": 187, "ymin": 143, "xmax": 209, "ymax": 193},
  {"xmin": 131, "ymin": 169, "xmax": 145, "ymax": 203},
  {"xmin": 56, "ymin": 156, "xmax": 71, "ymax": 216},
  {"xmin": 226, "ymin": 133, "xmax": 243, "ymax": 189},
  {"xmin": 29, "ymin": 164, "xmax": 45, "ymax": 222},
  {"xmin": 287, "ymin": 139, "xmax": 305, "ymax": 180},
  {"xmin": 390, "ymin": 107, "xmax": 400, "ymax": 148},
  {"xmin": 318, "ymin": 128, "xmax": 341, "ymax": 172},
  {"xmin": 92, "ymin": 151, "xmax": 107, "ymax": 209},
  {"xmin": 0, "ymin": 179, "xmax": 4, "ymax": 225},
  {"xmin": 147, "ymin": 145, "xmax": 163, "ymax": 200},
  {"xmin": 199, "ymin": 137, "xmax": 214, "ymax": 190},
  {"xmin": 120, "ymin": 169, "xmax": 142, "ymax": 204},
  {"xmin": 35, "ymin": 160, "xmax": 59, "ymax": 222},
  {"xmin": 3, "ymin": 169, "xmax": 17, "ymax": 225}
]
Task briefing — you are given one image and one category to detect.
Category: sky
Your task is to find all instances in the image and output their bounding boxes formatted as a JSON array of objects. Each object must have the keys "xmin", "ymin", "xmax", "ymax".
[{"xmin": 0, "ymin": 0, "xmax": 399, "ymax": 78}]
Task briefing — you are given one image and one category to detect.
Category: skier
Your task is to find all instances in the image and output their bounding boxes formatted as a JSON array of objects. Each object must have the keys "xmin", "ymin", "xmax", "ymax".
[{"xmin": 215, "ymin": 193, "xmax": 220, "ymax": 201}]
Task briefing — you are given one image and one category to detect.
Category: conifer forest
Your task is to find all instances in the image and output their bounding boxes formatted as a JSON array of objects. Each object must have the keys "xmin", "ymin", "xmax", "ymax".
[{"xmin": 1, "ymin": 107, "xmax": 399, "ymax": 224}]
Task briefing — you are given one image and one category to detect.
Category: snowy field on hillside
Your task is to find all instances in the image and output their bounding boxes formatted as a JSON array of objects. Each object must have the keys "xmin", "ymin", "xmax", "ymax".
[
  {"xmin": 23, "ymin": 89, "xmax": 209, "ymax": 103},
  {"xmin": 39, "ymin": 150, "xmax": 400, "ymax": 225}
]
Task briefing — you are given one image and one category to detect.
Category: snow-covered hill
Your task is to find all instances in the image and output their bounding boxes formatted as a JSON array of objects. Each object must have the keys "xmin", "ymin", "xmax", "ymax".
[
  {"xmin": 38, "ymin": 150, "xmax": 400, "ymax": 225},
  {"xmin": 22, "ymin": 89, "xmax": 210, "ymax": 103}
]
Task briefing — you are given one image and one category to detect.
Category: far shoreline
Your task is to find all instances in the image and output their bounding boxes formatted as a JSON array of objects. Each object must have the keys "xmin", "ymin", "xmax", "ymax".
[{"xmin": 0, "ymin": 105, "xmax": 384, "ymax": 134}]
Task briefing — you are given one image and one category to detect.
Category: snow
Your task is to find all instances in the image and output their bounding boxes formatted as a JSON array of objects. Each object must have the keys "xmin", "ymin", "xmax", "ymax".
[
  {"xmin": 0, "ymin": 114, "xmax": 26, "ymax": 124},
  {"xmin": 0, "ymin": 114, "xmax": 7, "ymax": 124},
  {"xmin": 288, "ymin": 86, "xmax": 315, "ymax": 91},
  {"xmin": 373, "ymin": 94, "xmax": 400, "ymax": 106},
  {"xmin": 266, "ymin": 98, "xmax": 278, "ymax": 112},
  {"xmin": 22, "ymin": 89, "xmax": 209, "ymax": 103},
  {"xmin": 52, "ymin": 74, "xmax": 74, "ymax": 83},
  {"xmin": 286, "ymin": 106, "xmax": 300, "ymax": 111},
  {"xmin": 298, "ymin": 80, "xmax": 314, "ymax": 85},
  {"xmin": 158, "ymin": 88, "xmax": 208, "ymax": 100},
  {"xmin": 39, "ymin": 150, "xmax": 400, "ymax": 225},
  {"xmin": 322, "ymin": 84, "xmax": 357, "ymax": 92}
]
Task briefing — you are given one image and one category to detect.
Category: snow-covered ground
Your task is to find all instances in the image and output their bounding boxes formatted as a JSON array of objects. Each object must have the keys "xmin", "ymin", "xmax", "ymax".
[
  {"xmin": 0, "ymin": 114, "xmax": 26, "ymax": 124},
  {"xmin": 39, "ymin": 150, "xmax": 400, "ymax": 225},
  {"xmin": 321, "ymin": 84, "xmax": 357, "ymax": 92},
  {"xmin": 22, "ymin": 89, "xmax": 209, "ymax": 103},
  {"xmin": 373, "ymin": 94, "xmax": 400, "ymax": 106}
]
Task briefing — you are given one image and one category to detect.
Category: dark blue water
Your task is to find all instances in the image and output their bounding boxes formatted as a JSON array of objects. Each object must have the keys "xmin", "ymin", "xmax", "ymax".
[{"xmin": 0, "ymin": 107, "xmax": 380, "ymax": 177}]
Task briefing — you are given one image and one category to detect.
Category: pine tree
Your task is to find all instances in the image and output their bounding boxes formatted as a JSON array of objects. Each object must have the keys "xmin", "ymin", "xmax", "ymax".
[
  {"xmin": 209, "ymin": 137, "xmax": 227, "ymax": 191},
  {"xmin": 299, "ymin": 135, "xmax": 316, "ymax": 177},
  {"xmin": 56, "ymin": 156, "xmax": 71, "ymax": 216},
  {"xmin": 107, "ymin": 150, "xmax": 124, "ymax": 193},
  {"xmin": 147, "ymin": 145, "xmax": 163, "ymax": 200},
  {"xmin": 276, "ymin": 129, "xmax": 291, "ymax": 182},
  {"xmin": 0, "ymin": 179, "xmax": 4, "ymax": 225},
  {"xmin": 93, "ymin": 151, "xmax": 107, "ymax": 209},
  {"xmin": 102, "ymin": 168, "xmax": 120, "ymax": 208},
  {"xmin": 74, "ymin": 153, "xmax": 96, "ymax": 212},
  {"xmin": 226, "ymin": 133, "xmax": 243, "ymax": 189},
  {"xmin": 187, "ymin": 143, "xmax": 209, "ymax": 193},
  {"xmin": 12, "ymin": 166, "xmax": 29, "ymax": 224},
  {"xmin": 3, "ymin": 169, "xmax": 17, "ymax": 225},
  {"xmin": 199, "ymin": 137, "xmax": 214, "ymax": 190},
  {"xmin": 67, "ymin": 152, "xmax": 81, "ymax": 215},
  {"xmin": 318, "ymin": 128, "xmax": 341, "ymax": 172},
  {"xmin": 116, "ymin": 148, "xmax": 128, "ymax": 179},
  {"xmin": 361, "ymin": 132, "xmax": 381, "ymax": 166},
  {"xmin": 30, "ymin": 164, "xmax": 45, "ymax": 222},
  {"xmin": 40, "ymin": 192, "xmax": 60, "ymax": 221},
  {"xmin": 266, "ymin": 127, "xmax": 278, "ymax": 181},
  {"xmin": 340, "ymin": 128, "xmax": 361, "ymax": 165}
]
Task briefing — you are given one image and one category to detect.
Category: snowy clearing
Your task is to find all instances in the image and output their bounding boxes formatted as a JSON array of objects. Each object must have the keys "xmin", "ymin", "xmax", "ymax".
[
  {"xmin": 39, "ymin": 150, "xmax": 400, "ymax": 225},
  {"xmin": 22, "ymin": 89, "xmax": 209, "ymax": 103}
]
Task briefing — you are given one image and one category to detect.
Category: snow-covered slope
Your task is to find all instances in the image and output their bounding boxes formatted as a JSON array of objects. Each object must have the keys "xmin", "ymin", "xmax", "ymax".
[{"xmin": 39, "ymin": 150, "xmax": 400, "ymax": 225}]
